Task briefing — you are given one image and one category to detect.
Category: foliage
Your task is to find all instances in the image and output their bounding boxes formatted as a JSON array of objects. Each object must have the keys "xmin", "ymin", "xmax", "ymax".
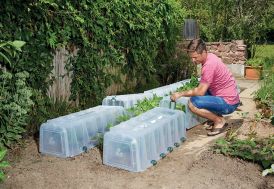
[
  {"xmin": 0, "ymin": 71, "xmax": 33, "ymax": 147},
  {"xmin": 0, "ymin": 148, "xmax": 9, "ymax": 182},
  {"xmin": 253, "ymin": 48, "xmax": 274, "ymax": 119},
  {"xmin": 176, "ymin": 75, "xmax": 199, "ymax": 92},
  {"xmin": 245, "ymin": 58, "xmax": 265, "ymax": 67},
  {"xmin": 0, "ymin": 39, "xmax": 34, "ymax": 147},
  {"xmin": 214, "ymin": 135, "xmax": 274, "ymax": 169},
  {"xmin": 0, "ymin": 0, "xmax": 187, "ymax": 108},
  {"xmin": 0, "ymin": 40, "xmax": 25, "ymax": 68},
  {"xmin": 128, "ymin": 95, "xmax": 163, "ymax": 117},
  {"xmin": 181, "ymin": 0, "xmax": 273, "ymax": 49}
]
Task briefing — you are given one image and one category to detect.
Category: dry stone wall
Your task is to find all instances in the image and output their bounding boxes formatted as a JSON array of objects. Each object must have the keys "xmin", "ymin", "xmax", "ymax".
[{"xmin": 205, "ymin": 40, "xmax": 247, "ymax": 65}]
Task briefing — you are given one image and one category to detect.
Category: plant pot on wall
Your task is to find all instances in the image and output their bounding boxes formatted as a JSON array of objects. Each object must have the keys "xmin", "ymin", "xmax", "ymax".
[{"xmin": 245, "ymin": 66, "xmax": 262, "ymax": 80}]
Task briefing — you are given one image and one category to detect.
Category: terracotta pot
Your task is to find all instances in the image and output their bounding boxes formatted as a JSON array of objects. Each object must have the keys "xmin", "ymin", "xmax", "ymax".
[{"xmin": 245, "ymin": 66, "xmax": 262, "ymax": 80}]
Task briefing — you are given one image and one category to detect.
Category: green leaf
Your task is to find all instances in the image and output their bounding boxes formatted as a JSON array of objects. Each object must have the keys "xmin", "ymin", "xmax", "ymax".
[
  {"xmin": 10, "ymin": 41, "xmax": 26, "ymax": 50},
  {"xmin": 0, "ymin": 52, "xmax": 11, "ymax": 65}
]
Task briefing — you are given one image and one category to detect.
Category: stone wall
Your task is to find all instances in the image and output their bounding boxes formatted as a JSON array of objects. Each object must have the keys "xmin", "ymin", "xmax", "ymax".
[{"xmin": 205, "ymin": 40, "xmax": 247, "ymax": 65}]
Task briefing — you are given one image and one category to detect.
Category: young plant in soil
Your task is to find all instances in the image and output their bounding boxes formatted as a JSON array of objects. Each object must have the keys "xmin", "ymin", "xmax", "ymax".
[{"xmin": 213, "ymin": 134, "xmax": 274, "ymax": 171}]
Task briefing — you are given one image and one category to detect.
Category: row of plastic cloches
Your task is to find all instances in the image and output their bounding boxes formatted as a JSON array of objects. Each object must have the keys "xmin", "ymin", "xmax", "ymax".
[{"xmin": 102, "ymin": 79, "xmax": 191, "ymax": 109}]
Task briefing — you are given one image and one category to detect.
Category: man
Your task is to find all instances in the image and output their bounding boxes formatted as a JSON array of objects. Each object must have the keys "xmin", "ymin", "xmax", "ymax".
[{"xmin": 170, "ymin": 39, "xmax": 240, "ymax": 136}]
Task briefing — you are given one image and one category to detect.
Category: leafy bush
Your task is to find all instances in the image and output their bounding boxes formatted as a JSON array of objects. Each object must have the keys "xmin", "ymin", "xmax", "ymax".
[
  {"xmin": 0, "ymin": 40, "xmax": 33, "ymax": 147},
  {"xmin": 0, "ymin": 71, "xmax": 33, "ymax": 147}
]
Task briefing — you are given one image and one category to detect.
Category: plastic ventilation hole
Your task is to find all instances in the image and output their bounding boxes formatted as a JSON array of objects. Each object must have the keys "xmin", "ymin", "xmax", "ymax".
[
  {"xmin": 160, "ymin": 153, "xmax": 166, "ymax": 158},
  {"xmin": 151, "ymin": 160, "xmax": 157, "ymax": 166},
  {"xmin": 167, "ymin": 147, "xmax": 173, "ymax": 152},
  {"xmin": 82, "ymin": 146, "xmax": 88, "ymax": 153},
  {"xmin": 174, "ymin": 142, "xmax": 180, "ymax": 147},
  {"xmin": 180, "ymin": 137, "xmax": 186, "ymax": 142}
]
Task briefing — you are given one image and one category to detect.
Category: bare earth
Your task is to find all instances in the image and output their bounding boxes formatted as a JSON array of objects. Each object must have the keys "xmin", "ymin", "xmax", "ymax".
[
  {"xmin": 1, "ymin": 120, "xmax": 274, "ymax": 189},
  {"xmin": 1, "ymin": 79, "xmax": 274, "ymax": 189}
]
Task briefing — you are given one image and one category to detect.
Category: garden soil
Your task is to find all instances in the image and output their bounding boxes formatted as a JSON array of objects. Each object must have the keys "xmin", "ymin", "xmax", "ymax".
[{"xmin": 1, "ymin": 79, "xmax": 274, "ymax": 189}]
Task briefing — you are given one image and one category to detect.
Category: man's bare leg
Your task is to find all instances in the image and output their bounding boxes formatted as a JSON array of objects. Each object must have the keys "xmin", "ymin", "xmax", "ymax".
[{"xmin": 188, "ymin": 101, "xmax": 226, "ymax": 129}]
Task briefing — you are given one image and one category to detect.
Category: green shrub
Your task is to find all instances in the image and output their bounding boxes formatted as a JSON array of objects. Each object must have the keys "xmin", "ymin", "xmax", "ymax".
[{"xmin": 0, "ymin": 71, "xmax": 33, "ymax": 147}]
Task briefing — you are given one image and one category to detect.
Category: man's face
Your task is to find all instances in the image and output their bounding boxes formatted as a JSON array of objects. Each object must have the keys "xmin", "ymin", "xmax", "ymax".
[{"xmin": 189, "ymin": 51, "xmax": 206, "ymax": 64}]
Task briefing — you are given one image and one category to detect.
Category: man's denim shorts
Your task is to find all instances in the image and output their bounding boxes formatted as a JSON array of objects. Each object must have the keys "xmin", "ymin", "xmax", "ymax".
[{"xmin": 190, "ymin": 94, "xmax": 239, "ymax": 115}]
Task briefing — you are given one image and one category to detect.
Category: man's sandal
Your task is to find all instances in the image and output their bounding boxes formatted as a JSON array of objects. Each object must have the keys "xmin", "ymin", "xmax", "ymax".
[
  {"xmin": 204, "ymin": 120, "xmax": 214, "ymax": 130},
  {"xmin": 207, "ymin": 123, "xmax": 228, "ymax": 136}
]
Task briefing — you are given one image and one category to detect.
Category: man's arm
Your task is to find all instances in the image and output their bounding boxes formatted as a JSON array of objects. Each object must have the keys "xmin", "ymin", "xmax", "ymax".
[{"xmin": 170, "ymin": 82, "xmax": 209, "ymax": 101}]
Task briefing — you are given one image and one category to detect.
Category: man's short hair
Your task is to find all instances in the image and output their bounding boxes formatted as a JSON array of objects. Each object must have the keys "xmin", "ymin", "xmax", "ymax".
[{"xmin": 186, "ymin": 38, "xmax": 206, "ymax": 54}]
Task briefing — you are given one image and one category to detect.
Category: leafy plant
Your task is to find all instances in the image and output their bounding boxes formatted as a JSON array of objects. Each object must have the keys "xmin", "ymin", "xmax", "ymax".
[
  {"xmin": 253, "ymin": 56, "xmax": 274, "ymax": 119},
  {"xmin": 0, "ymin": 71, "xmax": 33, "ymax": 147},
  {"xmin": 0, "ymin": 40, "xmax": 25, "ymax": 68},
  {"xmin": 214, "ymin": 135, "xmax": 274, "ymax": 169},
  {"xmin": 176, "ymin": 76, "xmax": 199, "ymax": 92},
  {"xmin": 116, "ymin": 114, "xmax": 131, "ymax": 124},
  {"xmin": 0, "ymin": 39, "xmax": 34, "ymax": 147},
  {"xmin": 0, "ymin": 148, "xmax": 9, "ymax": 182},
  {"xmin": 128, "ymin": 95, "xmax": 163, "ymax": 117},
  {"xmin": 245, "ymin": 57, "xmax": 264, "ymax": 68}
]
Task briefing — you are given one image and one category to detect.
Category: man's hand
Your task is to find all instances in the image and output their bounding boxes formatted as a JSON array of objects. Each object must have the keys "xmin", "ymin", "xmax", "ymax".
[{"xmin": 170, "ymin": 92, "xmax": 182, "ymax": 102}]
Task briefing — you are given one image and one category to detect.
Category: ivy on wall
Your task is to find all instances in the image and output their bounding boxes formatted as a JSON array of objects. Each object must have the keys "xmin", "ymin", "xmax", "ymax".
[{"xmin": 1, "ymin": 0, "xmax": 187, "ymax": 108}]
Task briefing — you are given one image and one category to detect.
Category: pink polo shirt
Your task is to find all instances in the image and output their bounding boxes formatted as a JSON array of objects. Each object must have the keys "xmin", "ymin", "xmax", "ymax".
[{"xmin": 200, "ymin": 53, "xmax": 240, "ymax": 105}]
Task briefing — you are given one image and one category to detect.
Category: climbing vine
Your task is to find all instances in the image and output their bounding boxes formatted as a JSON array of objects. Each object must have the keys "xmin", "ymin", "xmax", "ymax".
[{"xmin": 1, "ymin": 0, "xmax": 186, "ymax": 107}]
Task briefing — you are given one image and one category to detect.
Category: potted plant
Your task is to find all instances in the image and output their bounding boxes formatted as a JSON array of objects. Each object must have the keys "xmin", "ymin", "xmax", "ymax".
[{"xmin": 245, "ymin": 57, "xmax": 264, "ymax": 80}]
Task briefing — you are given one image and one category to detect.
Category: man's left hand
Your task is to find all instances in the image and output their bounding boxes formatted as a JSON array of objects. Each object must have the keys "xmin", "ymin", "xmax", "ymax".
[{"xmin": 170, "ymin": 92, "xmax": 181, "ymax": 102}]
